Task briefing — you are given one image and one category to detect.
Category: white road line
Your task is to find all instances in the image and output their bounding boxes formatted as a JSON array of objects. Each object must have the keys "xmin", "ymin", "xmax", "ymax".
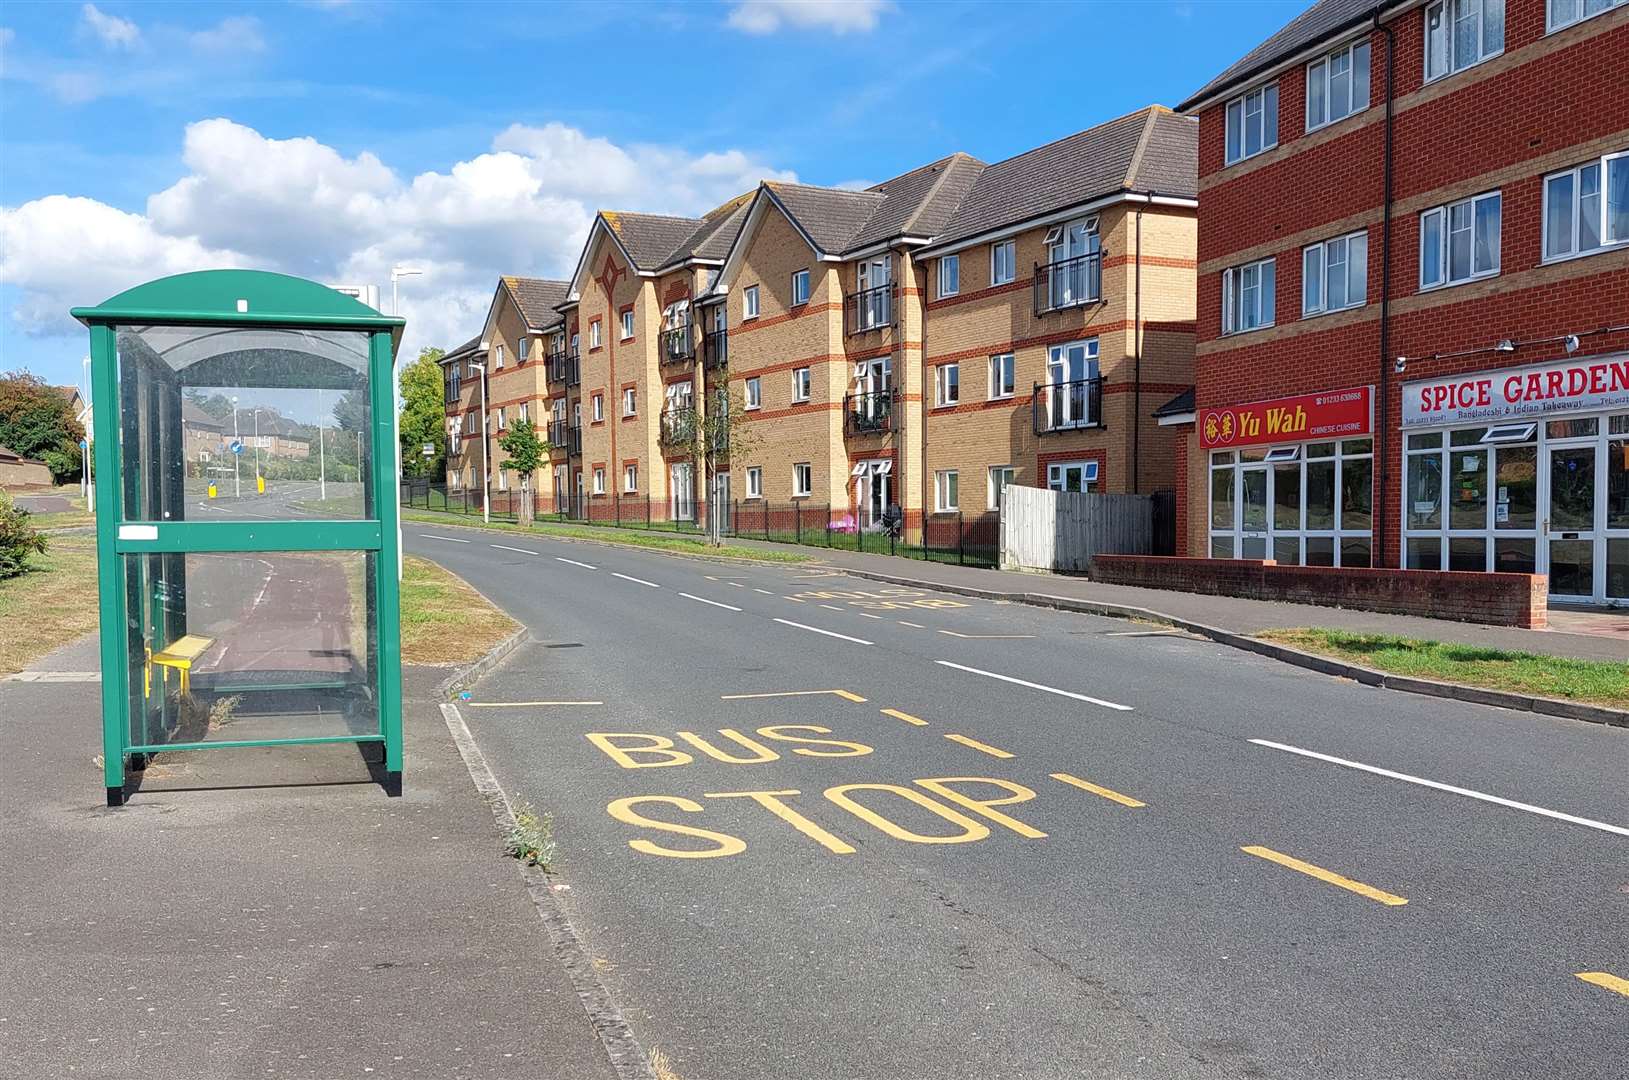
[
  {"xmin": 773, "ymin": 618, "xmax": 873, "ymax": 646},
  {"xmin": 858, "ymin": 612, "xmax": 884, "ymax": 620},
  {"xmin": 754, "ymin": 588, "xmax": 774, "ymax": 594},
  {"xmin": 680, "ymin": 592, "xmax": 742, "ymax": 612},
  {"xmin": 819, "ymin": 604, "xmax": 844, "ymax": 611},
  {"xmin": 898, "ymin": 621, "xmax": 926, "ymax": 628},
  {"xmin": 727, "ymin": 581, "xmax": 745, "ymax": 588},
  {"xmin": 555, "ymin": 557, "xmax": 597, "ymax": 570},
  {"xmin": 934, "ymin": 660, "xmax": 1133, "ymax": 711},
  {"xmin": 490, "ymin": 544, "xmax": 537, "ymax": 555},
  {"xmin": 421, "ymin": 534, "xmax": 471, "ymax": 543},
  {"xmin": 1103, "ymin": 629, "xmax": 1182, "ymax": 637},
  {"xmin": 611, "ymin": 572, "xmax": 660, "ymax": 588},
  {"xmin": 1250, "ymin": 739, "xmax": 1629, "ymax": 838}
]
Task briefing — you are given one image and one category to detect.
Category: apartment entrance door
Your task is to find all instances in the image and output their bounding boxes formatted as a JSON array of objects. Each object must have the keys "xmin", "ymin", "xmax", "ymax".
[{"xmin": 855, "ymin": 459, "xmax": 893, "ymax": 529}]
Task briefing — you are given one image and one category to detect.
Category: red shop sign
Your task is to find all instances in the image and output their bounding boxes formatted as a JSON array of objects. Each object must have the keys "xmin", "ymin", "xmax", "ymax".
[{"xmin": 1199, "ymin": 386, "xmax": 1372, "ymax": 450}]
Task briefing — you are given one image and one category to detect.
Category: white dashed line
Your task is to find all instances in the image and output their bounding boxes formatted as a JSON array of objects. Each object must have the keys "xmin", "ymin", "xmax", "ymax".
[
  {"xmin": 727, "ymin": 581, "xmax": 745, "ymax": 588},
  {"xmin": 420, "ymin": 534, "xmax": 470, "ymax": 543},
  {"xmin": 819, "ymin": 604, "xmax": 844, "ymax": 611},
  {"xmin": 680, "ymin": 592, "xmax": 742, "ymax": 612},
  {"xmin": 612, "ymin": 572, "xmax": 660, "ymax": 588},
  {"xmin": 773, "ymin": 618, "xmax": 873, "ymax": 646},
  {"xmin": 490, "ymin": 544, "xmax": 537, "ymax": 555},
  {"xmin": 934, "ymin": 660, "xmax": 1132, "ymax": 712},
  {"xmin": 858, "ymin": 612, "xmax": 884, "ymax": 620},
  {"xmin": 898, "ymin": 621, "xmax": 926, "ymax": 628},
  {"xmin": 754, "ymin": 588, "xmax": 773, "ymax": 594},
  {"xmin": 555, "ymin": 557, "xmax": 597, "ymax": 570}
]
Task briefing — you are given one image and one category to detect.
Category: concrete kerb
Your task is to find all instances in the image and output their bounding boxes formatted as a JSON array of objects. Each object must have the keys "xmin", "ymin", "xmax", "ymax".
[
  {"xmin": 434, "ymin": 625, "xmax": 530, "ymax": 701},
  {"xmin": 817, "ymin": 564, "xmax": 1629, "ymax": 730}
]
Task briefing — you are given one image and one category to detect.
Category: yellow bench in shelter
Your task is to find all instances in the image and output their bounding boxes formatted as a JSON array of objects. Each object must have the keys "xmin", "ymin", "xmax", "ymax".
[{"xmin": 146, "ymin": 635, "xmax": 216, "ymax": 697}]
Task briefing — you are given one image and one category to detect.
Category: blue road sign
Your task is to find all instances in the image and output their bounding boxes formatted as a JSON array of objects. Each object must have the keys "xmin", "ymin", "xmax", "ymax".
[
  {"xmin": 80, "ymin": 439, "xmax": 88, "ymax": 450},
  {"xmin": 230, "ymin": 440, "xmax": 244, "ymax": 454}
]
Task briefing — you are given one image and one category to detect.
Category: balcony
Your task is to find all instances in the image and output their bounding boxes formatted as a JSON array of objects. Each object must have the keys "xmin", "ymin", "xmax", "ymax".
[
  {"xmin": 702, "ymin": 328, "xmax": 728, "ymax": 371},
  {"xmin": 546, "ymin": 349, "xmax": 580, "ymax": 387},
  {"xmin": 845, "ymin": 284, "xmax": 895, "ymax": 335},
  {"xmin": 1032, "ymin": 377, "xmax": 1103, "ymax": 435},
  {"xmin": 659, "ymin": 406, "xmax": 698, "ymax": 451},
  {"xmin": 661, "ymin": 324, "xmax": 695, "ymax": 365},
  {"xmin": 1033, "ymin": 252, "xmax": 1103, "ymax": 316},
  {"xmin": 844, "ymin": 388, "xmax": 895, "ymax": 437},
  {"xmin": 548, "ymin": 421, "xmax": 581, "ymax": 456}
]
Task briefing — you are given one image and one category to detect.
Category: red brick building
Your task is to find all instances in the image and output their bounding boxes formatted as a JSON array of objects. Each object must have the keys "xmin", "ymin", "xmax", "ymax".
[{"xmin": 1174, "ymin": 0, "xmax": 1628, "ymax": 606}]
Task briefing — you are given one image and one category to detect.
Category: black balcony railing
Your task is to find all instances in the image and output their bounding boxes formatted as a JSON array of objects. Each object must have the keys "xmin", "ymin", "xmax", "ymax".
[
  {"xmin": 1033, "ymin": 252, "xmax": 1103, "ymax": 316},
  {"xmin": 845, "ymin": 284, "xmax": 895, "ymax": 335},
  {"xmin": 661, "ymin": 324, "xmax": 695, "ymax": 364},
  {"xmin": 547, "ymin": 350, "xmax": 580, "ymax": 387},
  {"xmin": 702, "ymin": 328, "xmax": 728, "ymax": 370},
  {"xmin": 659, "ymin": 406, "xmax": 698, "ymax": 450},
  {"xmin": 844, "ymin": 388, "xmax": 895, "ymax": 436},
  {"xmin": 1032, "ymin": 377, "xmax": 1103, "ymax": 435},
  {"xmin": 548, "ymin": 421, "xmax": 582, "ymax": 455}
]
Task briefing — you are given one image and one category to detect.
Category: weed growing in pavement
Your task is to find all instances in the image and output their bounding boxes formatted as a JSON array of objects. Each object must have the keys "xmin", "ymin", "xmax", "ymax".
[{"xmin": 503, "ymin": 801, "xmax": 556, "ymax": 869}]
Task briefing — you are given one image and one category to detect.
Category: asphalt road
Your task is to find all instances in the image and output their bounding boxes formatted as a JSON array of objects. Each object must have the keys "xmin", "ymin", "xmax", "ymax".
[{"xmin": 404, "ymin": 523, "xmax": 1629, "ymax": 1080}]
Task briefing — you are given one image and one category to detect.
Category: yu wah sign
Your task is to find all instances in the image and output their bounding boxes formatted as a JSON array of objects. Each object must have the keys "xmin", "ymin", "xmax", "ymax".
[{"xmin": 1200, "ymin": 386, "xmax": 1372, "ymax": 450}]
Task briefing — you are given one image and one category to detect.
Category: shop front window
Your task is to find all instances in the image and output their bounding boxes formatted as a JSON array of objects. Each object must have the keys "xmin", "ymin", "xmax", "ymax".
[{"xmin": 1208, "ymin": 438, "xmax": 1372, "ymax": 564}]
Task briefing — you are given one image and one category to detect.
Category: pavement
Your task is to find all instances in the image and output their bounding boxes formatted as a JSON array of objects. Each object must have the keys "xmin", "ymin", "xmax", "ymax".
[
  {"xmin": 0, "ymin": 644, "xmax": 617, "ymax": 1080},
  {"xmin": 403, "ymin": 522, "xmax": 1629, "ymax": 1080},
  {"xmin": 12, "ymin": 493, "xmax": 73, "ymax": 513}
]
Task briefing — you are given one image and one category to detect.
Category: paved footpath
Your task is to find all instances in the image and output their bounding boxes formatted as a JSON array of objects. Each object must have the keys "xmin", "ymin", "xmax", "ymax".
[
  {"xmin": 406, "ymin": 521, "xmax": 1629, "ymax": 1080},
  {"xmin": 0, "ymin": 649, "xmax": 616, "ymax": 1080}
]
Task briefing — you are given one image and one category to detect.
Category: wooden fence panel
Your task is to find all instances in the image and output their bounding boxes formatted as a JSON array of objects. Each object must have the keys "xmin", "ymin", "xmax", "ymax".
[{"xmin": 999, "ymin": 485, "xmax": 1152, "ymax": 572}]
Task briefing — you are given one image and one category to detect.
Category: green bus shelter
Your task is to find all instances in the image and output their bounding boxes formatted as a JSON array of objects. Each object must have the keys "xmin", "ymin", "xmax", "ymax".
[{"xmin": 72, "ymin": 270, "xmax": 406, "ymax": 805}]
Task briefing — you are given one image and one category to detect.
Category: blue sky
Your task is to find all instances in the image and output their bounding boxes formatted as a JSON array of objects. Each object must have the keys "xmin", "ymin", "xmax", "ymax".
[{"xmin": 0, "ymin": 0, "xmax": 1304, "ymax": 388}]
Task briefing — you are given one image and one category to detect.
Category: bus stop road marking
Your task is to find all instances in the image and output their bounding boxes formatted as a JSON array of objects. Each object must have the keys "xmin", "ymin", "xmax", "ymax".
[
  {"xmin": 721, "ymin": 690, "xmax": 868, "ymax": 703},
  {"xmin": 1576, "ymin": 972, "xmax": 1629, "ymax": 999},
  {"xmin": 1051, "ymin": 772, "xmax": 1146, "ymax": 808},
  {"xmin": 943, "ymin": 733, "xmax": 1014, "ymax": 759},
  {"xmin": 880, "ymin": 708, "xmax": 928, "ymax": 726},
  {"xmin": 1241, "ymin": 846, "xmax": 1408, "ymax": 906}
]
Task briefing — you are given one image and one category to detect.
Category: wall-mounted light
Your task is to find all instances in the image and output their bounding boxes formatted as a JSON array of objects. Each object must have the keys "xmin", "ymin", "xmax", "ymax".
[
  {"xmin": 1563, "ymin": 334, "xmax": 1580, "ymax": 354},
  {"xmin": 1393, "ymin": 356, "xmax": 1408, "ymax": 374},
  {"xmin": 1495, "ymin": 339, "xmax": 1516, "ymax": 353}
]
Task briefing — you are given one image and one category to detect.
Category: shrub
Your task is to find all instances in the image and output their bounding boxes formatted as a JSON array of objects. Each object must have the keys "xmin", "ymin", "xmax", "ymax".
[
  {"xmin": 0, "ymin": 493, "xmax": 48, "ymax": 579},
  {"xmin": 502, "ymin": 800, "xmax": 556, "ymax": 869}
]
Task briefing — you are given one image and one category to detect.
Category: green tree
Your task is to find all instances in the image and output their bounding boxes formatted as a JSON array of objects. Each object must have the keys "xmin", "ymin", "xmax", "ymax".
[
  {"xmin": 0, "ymin": 371, "xmax": 85, "ymax": 484},
  {"xmin": 496, "ymin": 418, "xmax": 547, "ymax": 527},
  {"xmin": 397, "ymin": 346, "xmax": 446, "ymax": 480},
  {"xmin": 664, "ymin": 384, "xmax": 759, "ymax": 545}
]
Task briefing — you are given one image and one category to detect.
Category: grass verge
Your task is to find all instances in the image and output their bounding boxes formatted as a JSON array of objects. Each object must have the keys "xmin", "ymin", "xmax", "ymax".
[
  {"xmin": 400, "ymin": 509, "xmax": 810, "ymax": 563},
  {"xmin": 1258, "ymin": 628, "xmax": 1629, "ymax": 708},
  {"xmin": 0, "ymin": 536, "xmax": 100, "ymax": 675},
  {"xmin": 401, "ymin": 554, "xmax": 520, "ymax": 664}
]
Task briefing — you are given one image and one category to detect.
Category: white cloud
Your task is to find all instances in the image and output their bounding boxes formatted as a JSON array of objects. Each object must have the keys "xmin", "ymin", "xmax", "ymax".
[
  {"xmin": 79, "ymin": 4, "xmax": 140, "ymax": 50},
  {"xmin": 189, "ymin": 15, "xmax": 266, "ymax": 54},
  {"xmin": 727, "ymin": 0, "xmax": 891, "ymax": 35},
  {"xmin": 1, "ymin": 118, "xmax": 793, "ymax": 363}
]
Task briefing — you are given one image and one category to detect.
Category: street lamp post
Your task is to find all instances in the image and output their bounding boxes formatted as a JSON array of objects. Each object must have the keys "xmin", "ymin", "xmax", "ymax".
[
  {"xmin": 390, "ymin": 266, "xmax": 424, "ymax": 576},
  {"xmin": 390, "ymin": 265, "xmax": 423, "ymax": 320},
  {"xmin": 470, "ymin": 359, "xmax": 491, "ymax": 524},
  {"xmin": 231, "ymin": 395, "xmax": 241, "ymax": 498}
]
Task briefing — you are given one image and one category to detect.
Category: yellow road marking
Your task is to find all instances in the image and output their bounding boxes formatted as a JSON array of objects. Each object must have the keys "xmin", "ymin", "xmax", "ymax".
[
  {"xmin": 720, "ymin": 689, "xmax": 867, "ymax": 703},
  {"xmin": 880, "ymin": 708, "xmax": 928, "ymax": 727},
  {"xmin": 704, "ymin": 789, "xmax": 856, "ymax": 854},
  {"xmin": 1241, "ymin": 846, "xmax": 1407, "ymax": 906},
  {"xmin": 1577, "ymin": 972, "xmax": 1629, "ymax": 998},
  {"xmin": 1050, "ymin": 772, "xmax": 1146, "ymax": 808},
  {"xmin": 943, "ymin": 733, "xmax": 1014, "ymax": 759},
  {"xmin": 937, "ymin": 630, "xmax": 1034, "ymax": 639},
  {"xmin": 468, "ymin": 700, "xmax": 604, "ymax": 707}
]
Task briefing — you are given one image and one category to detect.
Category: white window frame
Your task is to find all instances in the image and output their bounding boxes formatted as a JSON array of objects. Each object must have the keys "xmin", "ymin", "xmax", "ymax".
[
  {"xmin": 791, "ymin": 367, "xmax": 811, "ymax": 403},
  {"xmin": 937, "ymin": 255, "xmax": 959, "ymax": 299},
  {"xmin": 494, "ymin": 344, "xmax": 505, "ymax": 370},
  {"xmin": 622, "ymin": 387, "xmax": 636, "ymax": 417},
  {"xmin": 935, "ymin": 363, "xmax": 960, "ymax": 407},
  {"xmin": 620, "ymin": 310, "xmax": 635, "ymax": 340},
  {"xmin": 1047, "ymin": 460, "xmax": 1099, "ymax": 493},
  {"xmin": 1547, "ymin": 0, "xmax": 1626, "ymax": 32},
  {"xmin": 1222, "ymin": 257, "xmax": 1276, "ymax": 335},
  {"xmin": 987, "ymin": 465, "xmax": 1015, "ymax": 510},
  {"xmin": 792, "ymin": 462, "xmax": 812, "ymax": 498},
  {"xmin": 624, "ymin": 463, "xmax": 638, "ymax": 493},
  {"xmin": 791, "ymin": 269, "xmax": 810, "ymax": 306},
  {"xmin": 497, "ymin": 467, "xmax": 508, "ymax": 492},
  {"xmin": 743, "ymin": 285, "xmax": 760, "ymax": 319},
  {"xmin": 1305, "ymin": 38, "xmax": 1370, "ymax": 132},
  {"xmin": 990, "ymin": 240, "xmax": 1016, "ymax": 286},
  {"xmin": 1302, "ymin": 230, "xmax": 1368, "ymax": 317},
  {"xmin": 1224, "ymin": 82, "xmax": 1278, "ymax": 166},
  {"xmin": 935, "ymin": 469, "xmax": 960, "ymax": 512},
  {"xmin": 1419, "ymin": 190, "xmax": 1501, "ymax": 290},
  {"xmin": 1424, "ymin": 0, "xmax": 1504, "ymax": 84},
  {"xmin": 589, "ymin": 320, "xmax": 602, "ymax": 348},
  {"xmin": 745, "ymin": 376, "xmax": 762, "ymax": 410},
  {"xmin": 1542, "ymin": 151, "xmax": 1629, "ymax": 263},
  {"xmin": 496, "ymin": 406, "xmax": 506, "ymax": 431},
  {"xmin": 592, "ymin": 467, "xmax": 606, "ymax": 495},
  {"xmin": 988, "ymin": 353, "xmax": 1015, "ymax": 400},
  {"xmin": 517, "ymin": 401, "xmax": 528, "ymax": 424},
  {"xmin": 592, "ymin": 394, "xmax": 604, "ymax": 423},
  {"xmin": 517, "ymin": 337, "xmax": 529, "ymax": 362},
  {"xmin": 746, "ymin": 466, "xmax": 763, "ymax": 499}
]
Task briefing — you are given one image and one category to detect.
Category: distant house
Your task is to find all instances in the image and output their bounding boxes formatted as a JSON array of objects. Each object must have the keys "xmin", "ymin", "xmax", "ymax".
[
  {"xmin": 242, "ymin": 408, "xmax": 311, "ymax": 459},
  {"xmin": 0, "ymin": 445, "xmax": 53, "ymax": 490},
  {"xmin": 181, "ymin": 401, "xmax": 226, "ymax": 464}
]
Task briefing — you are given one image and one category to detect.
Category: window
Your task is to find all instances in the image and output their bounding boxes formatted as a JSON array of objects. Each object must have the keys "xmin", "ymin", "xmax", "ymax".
[
  {"xmin": 935, "ymin": 363, "xmax": 960, "ymax": 407},
  {"xmin": 592, "ymin": 394, "xmax": 604, "ymax": 423},
  {"xmin": 1306, "ymin": 39, "xmax": 1370, "ymax": 131},
  {"xmin": 570, "ymin": 332, "xmax": 580, "ymax": 355},
  {"xmin": 1222, "ymin": 258, "xmax": 1276, "ymax": 334},
  {"xmin": 990, "ymin": 240, "xmax": 1016, "ymax": 286},
  {"xmin": 793, "ymin": 462, "xmax": 812, "ymax": 498},
  {"xmin": 743, "ymin": 285, "xmax": 760, "ymax": 319},
  {"xmin": 622, "ymin": 387, "xmax": 636, "ymax": 417},
  {"xmin": 517, "ymin": 337, "xmax": 530, "ymax": 362},
  {"xmin": 1425, "ymin": 0, "xmax": 1504, "ymax": 83},
  {"xmin": 937, "ymin": 255, "xmax": 959, "ymax": 298},
  {"xmin": 592, "ymin": 467, "xmax": 606, "ymax": 495},
  {"xmin": 494, "ymin": 344, "xmax": 505, "ymax": 369},
  {"xmin": 935, "ymin": 470, "xmax": 959, "ymax": 512},
  {"xmin": 590, "ymin": 320, "xmax": 602, "ymax": 348},
  {"xmin": 496, "ymin": 406, "xmax": 506, "ymax": 430},
  {"xmin": 988, "ymin": 353, "xmax": 1015, "ymax": 399},
  {"xmin": 497, "ymin": 468, "xmax": 508, "ymax": 491},
  {"xmin": 620, "ymin": 310, "xmax": 635, "ymax": 340},
  {"xmin": 745, "ymin": 376, "xmax": 762, "ymax": 410},
  {"xmin": 517, "ymin": 402, "xmax": 528, "ymax": 424},
  {"xmin": 791, "ymin": 269, "xmax": 810, "ymax": 306},
  {"xmin": 1047, "ymin": 460, "xmax": 1098, "ymax": 493},
  {"xmin": 1302, "ymin": 231, "xmax": 1368, "ymax": 316},
  {"xmin": 792, "ymin": 367, "xmax": 811, "ymax": 403},
  {"xmin": 1224, "ymin": 83, "xmax": 1278, "ymax": 165},
  {"xmin": 1212, "ymin": 439, "xmax": 1373, "ymax": 565},
  {"xmin": 624, "ymin": 463, "xmax": 638, "ymax": 493},
  {"xmin": 1548, "ymin": 0, "xmax": 1626, "ymax": 32},
  {"xmin": 1543, "ymin": 151, "xmax": 1629, "ymax": 261},
  {"xmin": 1404, "ymin": 424, "xmax": 1535, "ymax": 573},
  {"xmin": 746, "ymin": 466, "xmax": 763, "ymax": 499},
  {"xmin": 1420, "ymin": 191, "xmax": 1500, "ymax": 289},
  {"xmin": 988, "ymin": 466, "xmax": 1015, "ymax": 509}
]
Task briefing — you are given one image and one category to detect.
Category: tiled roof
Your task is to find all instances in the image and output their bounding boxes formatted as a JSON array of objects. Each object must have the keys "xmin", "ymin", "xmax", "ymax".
[
  {"xmin": 502, "ymin": 277, "xmax": 570, "ymax": 330},
  {"xmin": 441, "ymin": 336, "xmax": 481, "ymax": 364},
  {"xmin": 846, "ymin": 153, "xmax": 988, "ymax": 250},
  {"xmin": 763, "ymin": 181, "xmax": 885, "ymax": 254},
  {"xmin": 922, "ymin": 106, "xmax": 1195, "ymax": 253},
  {"xmin": 1178, "ymin": 0, "xmax": 1380, "ymax": 112},
  {"xmin": 657, "ymin": 195, "xmax": 754, "ymax": 271},
  {"xmin": 601, "ymin": 211, "xmax": 706, "ymax": 271},
  {"xmin": 1153, "ymin": 387, "xmax": 1195, "ymax": 418},
  {"xmin": 181, "ymin": 400, "xmax": 224, "ymax": 428}
]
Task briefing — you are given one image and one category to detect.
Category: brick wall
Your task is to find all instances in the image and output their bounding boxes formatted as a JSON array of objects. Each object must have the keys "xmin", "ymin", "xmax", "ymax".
[{"xmin": 1091, "ymin": 555, "xmax": 1548, "ymax": 628}]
